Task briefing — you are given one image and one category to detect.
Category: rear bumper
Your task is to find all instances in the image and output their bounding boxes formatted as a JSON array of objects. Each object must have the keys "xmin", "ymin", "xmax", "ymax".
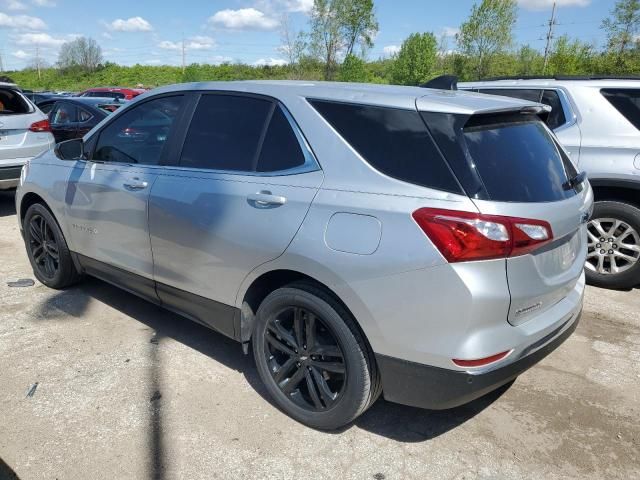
[
  {"xmin": 376, "ymin": 309, "xmax": 581, "ymax": 410},
  {"xmin": 0, "ymin": 165, "xmax": 23, "ymax": 190}
]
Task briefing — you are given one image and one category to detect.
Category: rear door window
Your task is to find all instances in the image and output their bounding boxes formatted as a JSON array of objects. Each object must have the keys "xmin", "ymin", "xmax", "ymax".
[
  {"xmin": 257, "ymin": 106, "xmax": 306, "ymax": 172},
  {"xmin": 463, "ymin": 116, "xmax": 576, "ymax": 202},
  {"xmin": 601, "ymin": 88, "xmax": 640, "ymax": 130},
  {"xmin": 180, "ymin": 94, "xmax": 273, "ymax": 172},
  {"xmin": 309, "ymin": 100, "xmax": 462, "ymax": 193},
  {"xmin": 540, "ymin": 90, "xmax": 567, "ymax": 130},
  {"xmin": 51, "ymin": 102, "xmax": 77, "ymax": 124}
]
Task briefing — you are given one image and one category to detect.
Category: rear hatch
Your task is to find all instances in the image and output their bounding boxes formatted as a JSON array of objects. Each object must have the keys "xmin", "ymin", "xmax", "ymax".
[
  {"xmin": 0, "ymin": 87, "xmax": 48, "ymax": 161},
  {"xmin": 419, "ymin": 95, "xmax": 592, "ymax": 326}
]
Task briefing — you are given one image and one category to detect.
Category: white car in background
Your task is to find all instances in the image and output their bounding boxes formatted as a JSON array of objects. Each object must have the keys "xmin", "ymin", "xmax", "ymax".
[
  {"xmin": 461, "ymin": 77, "xmax": 640, "ymax": 290},
  {"xmin": 0, "ymin": 82, "xmax": 54, "ymax": 190}
]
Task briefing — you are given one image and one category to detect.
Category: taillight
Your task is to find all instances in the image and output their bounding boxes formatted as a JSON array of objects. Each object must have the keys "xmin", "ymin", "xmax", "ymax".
[
  {"xmin": 29, "ymin": 119, "xmax": 51, "ymax": 132},
  {"xmin": 412, "ymin": 208, "xmax": 553, "ymax": 262}
]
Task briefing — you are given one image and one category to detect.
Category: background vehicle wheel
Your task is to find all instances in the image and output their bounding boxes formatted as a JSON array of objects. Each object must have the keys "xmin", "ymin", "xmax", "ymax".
[
  {"xmin": 23, "ymin": 203, "xmax": 80, "ymax": 289},
  {"xmin": 585, "ymin": 201, "xmax": 640, "ymax": 290},
  {"xmin": 252, "ymin": 282, "xmax": 380, "ymax": 430}
]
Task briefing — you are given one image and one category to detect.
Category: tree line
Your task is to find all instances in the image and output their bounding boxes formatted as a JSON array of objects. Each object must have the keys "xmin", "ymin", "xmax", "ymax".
[{"xmin": 6, "ymin": 0, "xmax": 640, "ymax": 91}]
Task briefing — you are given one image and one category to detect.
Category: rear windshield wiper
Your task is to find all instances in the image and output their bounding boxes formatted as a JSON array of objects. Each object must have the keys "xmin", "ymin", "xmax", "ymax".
[{"xmin": 563, "ymin": 171, "xmax": 587, "ymax": 190}]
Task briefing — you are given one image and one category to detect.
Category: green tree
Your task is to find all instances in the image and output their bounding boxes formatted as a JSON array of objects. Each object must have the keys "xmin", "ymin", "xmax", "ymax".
[
  {"xmin": 601, "ymin": 0, "xmax": 640, "ymax": 69},
  {"xmin": 309, "ymin": 0, "xmax": 378, "ymax": 80},
  {"xmin": 515, "ymin": 45, "xmax": 544, "ymax": 76},
  {"xmin": 547, "ymin": 35, "xmax": 595, "ymax": 75},
  {"xmin": 457, "ymin": 0, "xmax": 517, "ymax": 79},
  {"xmin": 310, "ymin": 0, "xmax": 346, "ymax": 80},
  {"xmin": 339, "ymin": 54, "xmax": 368, "ymax": 82},
  {"xmin": 390, "ymin": 32, "xmax": 438, "ymax": 85},
  {"xmin": 340, "ymin": 0, "xmax": 378, "ymax": 57},
  {"xmin": 58, "ymin": 37, "xmax": 103, "ymax": 72}
]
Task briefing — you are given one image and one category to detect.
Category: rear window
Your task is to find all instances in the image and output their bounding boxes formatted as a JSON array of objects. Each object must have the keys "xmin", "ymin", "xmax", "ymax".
[
  {"xmin": 601, "ymin": 88, "xmax": 640, "ymax": 130},
  {"xmin": 463, "ymin": 117, "xmax": 576, "ymax": 202},
  {"xmin": 0, "ymin": 88, "xmax": 32, "ymax": 115},
  {"xmin": 309, "ymin": 100, "xmax": 462, "ymax": 193}
]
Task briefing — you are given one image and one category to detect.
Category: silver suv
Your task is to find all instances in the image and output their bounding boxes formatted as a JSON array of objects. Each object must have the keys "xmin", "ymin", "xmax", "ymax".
[
  {"xmin": 0, "ymin": 82, "xmax": 54, "ymax": 190},
  {"xmin": 461, "ymin": 77, "xmax": 640, "ymax": 290},
  {"xmin": 16, "ymin": 81, "xmax": 591, "ymax": 429}
]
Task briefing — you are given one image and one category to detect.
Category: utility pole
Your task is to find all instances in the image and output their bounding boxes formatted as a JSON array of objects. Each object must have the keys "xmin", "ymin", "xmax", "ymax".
[
  {"xmin": 542, "ymin": 1, "xmax": 557, "ymax": 75},
  {"xmin": 181, "ymin": 34, "xmax": 186, "ymax": 74},
  {"xmin": 36, "ymin": 44, "xmax": 41, "ymax": 81}
]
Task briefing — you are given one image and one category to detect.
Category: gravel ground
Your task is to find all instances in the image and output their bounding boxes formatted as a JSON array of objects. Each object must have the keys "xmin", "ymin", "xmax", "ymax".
[{"xmin": 0, "ymin": 190, "xmax": 638, "ymax": 480}]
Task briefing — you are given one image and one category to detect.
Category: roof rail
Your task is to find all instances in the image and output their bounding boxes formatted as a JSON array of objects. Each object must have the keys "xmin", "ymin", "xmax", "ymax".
[
  {"xmin": 421, "ymin": 75, "xmax": 458, "ymax": 90},
  {"xmin": 479, "ymin": 75, "xmax": 640, "ymax": 81}
]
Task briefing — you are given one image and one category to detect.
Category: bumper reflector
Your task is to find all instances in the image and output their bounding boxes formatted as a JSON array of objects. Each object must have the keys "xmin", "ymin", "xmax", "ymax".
[{"xmin": 452, "ymin": 350, "xmax": 512, "ymax": 368}]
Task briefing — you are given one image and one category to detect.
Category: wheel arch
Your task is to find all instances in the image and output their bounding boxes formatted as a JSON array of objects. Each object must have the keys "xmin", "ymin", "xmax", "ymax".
[
  {"xmin": 238, "ymin": 269, "xmax": 375, "ymax": 356},
  {"xmin": 589, "ymin": 179, "xmax": 640, "ymax": 210}
]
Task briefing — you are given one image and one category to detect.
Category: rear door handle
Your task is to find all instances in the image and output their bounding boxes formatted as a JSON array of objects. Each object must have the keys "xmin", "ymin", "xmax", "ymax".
[
  {"xmin": 123, "ymin": 179, "xmax": 148, "ymax": 191},
  {"xmin": 248, "ymin": 191, "xmax": 287, "ymax": 207}
]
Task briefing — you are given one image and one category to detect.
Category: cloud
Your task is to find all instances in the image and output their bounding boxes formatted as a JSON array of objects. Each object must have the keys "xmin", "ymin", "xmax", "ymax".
[
  {"xmin": 441, "ymin": 27, "xmax": 460, "ymax": 38},
  {"xmin": 12, "ymin": 49, "xmax": 29, "ymax": 59},
  {"xmin": 517, "ymin": 0, "xmax": 590, "ymax": 11},
  {"xmin": 280, "ymin": 0, "xmax": 313, "ymax": 13},
  {"xmin": 253, "ymin": 57, "xmax": 287, "ymax": 66},
  {"xmin": 107, "ymin": 16, "xmax": 153, "ymax": 32},
  {"xmin": 0, "ymin": 12, "xmax": 47, "ymax": 30},
  {"xmin": 12, "ymin": 32, "xmax": 71, "ymax": 47},
  {"xmin": 145, "ymin": 59, "xmax": 162, "ymax": 65},
  {"xmin": 208, "ymin": 8, "xmax": 279, "ymax": 31},
  {"xmin": 32, "ymin": 0, "xmax": 56, "ymax": 5},
  {"xmin": 158, "ymin": 36, "xmax": 216, "ymax": 51},
  {"xmin": 383, "ymin": 45, "xmax": 401, "ymax": 56},
  {"xmin": 5, "ymin": 0, "xmax": 27, "ymax": 10}
]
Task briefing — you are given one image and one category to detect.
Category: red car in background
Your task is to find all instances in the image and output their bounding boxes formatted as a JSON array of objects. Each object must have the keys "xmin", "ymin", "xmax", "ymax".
[{"xmin": 77, "ymin": 87, "xmax": 146, "ymax": 101}]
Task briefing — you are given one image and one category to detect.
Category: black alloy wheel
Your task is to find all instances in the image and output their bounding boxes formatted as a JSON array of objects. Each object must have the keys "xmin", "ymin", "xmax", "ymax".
[
  {"xmin": 264, "ymin": 305, "xmax": 346, "ymax": 412},
  {"xmin": 28, "ymin": 213, "xmax": 60, "ymax": 280}
]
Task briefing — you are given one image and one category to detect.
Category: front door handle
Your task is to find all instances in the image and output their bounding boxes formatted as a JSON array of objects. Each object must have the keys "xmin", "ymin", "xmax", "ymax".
[
  {"xmin": 248, "ymin": 191, "xmax": 287, "ymax": 207},
  {"xmin": 123, "ymin": 179, "xmax": 148, "ymax": 191}
]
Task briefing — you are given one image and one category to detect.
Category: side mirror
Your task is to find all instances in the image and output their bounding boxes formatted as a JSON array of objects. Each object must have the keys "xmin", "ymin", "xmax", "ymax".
[{"xmin": 54, "ymin": 138, "xmax": 84, "ymax": 160}]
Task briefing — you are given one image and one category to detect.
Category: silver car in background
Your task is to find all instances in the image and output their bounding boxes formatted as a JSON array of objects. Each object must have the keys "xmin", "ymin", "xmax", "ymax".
[
  {"xmin": 0, "ymin": 82, "xmax": 54, "ymax": 190},
  {"xmin": 16, "ymin": 81, "xmax": 591, "ymax": 429},
  {"xmin": 461, "ymin": 77, "xmax": 640, "ymax": 289}
]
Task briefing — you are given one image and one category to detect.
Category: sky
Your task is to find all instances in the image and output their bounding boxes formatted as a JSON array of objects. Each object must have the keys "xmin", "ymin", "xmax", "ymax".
[{"xmin": 0, "ymin": 0, "xmax": 618, "ymax": 71}]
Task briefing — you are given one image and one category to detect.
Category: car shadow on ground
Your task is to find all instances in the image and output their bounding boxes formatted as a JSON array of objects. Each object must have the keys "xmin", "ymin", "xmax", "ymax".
[
  {"xmin": 34, "ymin": 277, "xmax": 510, "ymax": 448},
  {"xmin": 0, "ymin": 457, "xmax": 20, "ymax": 480},
  {"xmin": 0, "ymin": 190, "xmax": 17, "ymax": 218}
]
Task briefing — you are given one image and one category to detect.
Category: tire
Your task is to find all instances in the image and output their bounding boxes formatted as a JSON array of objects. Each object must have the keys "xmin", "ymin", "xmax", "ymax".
[
  {"xmin": 23, "ymin": 203, "xmax": 80, "ymax": 289},
  {"xmin": 585, "ymin": 201, "xmax": 640, "ymax": 290},
  {"xmin": 252, "ymin": 281, "xmax": 380, "ymax": 430}
]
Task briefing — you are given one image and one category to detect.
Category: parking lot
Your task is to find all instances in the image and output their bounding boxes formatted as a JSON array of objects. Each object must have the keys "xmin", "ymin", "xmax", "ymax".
[{"xmin": 0, "ymin": 189, "xmax": 638, "ymax": 480}]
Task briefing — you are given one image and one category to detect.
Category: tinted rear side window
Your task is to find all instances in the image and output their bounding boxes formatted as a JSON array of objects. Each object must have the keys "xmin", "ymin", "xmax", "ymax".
[
  {"xmin": 601, "ymin": 88, "xmax": 640, "ymax": 130},
  {"xmin": 180, "ymin": 95, "xmax": 272, "ymax": 171},
  {"xmin": 309, "ymin": 100, "xmax": 462, "ymax": 193},
  {"xmin": 463, "ymin": 119, "xmax": 575, "ymax": 202},
  {"xmin": 257, "ymin": 106, "xmax": 306, "ymax": 172}
]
